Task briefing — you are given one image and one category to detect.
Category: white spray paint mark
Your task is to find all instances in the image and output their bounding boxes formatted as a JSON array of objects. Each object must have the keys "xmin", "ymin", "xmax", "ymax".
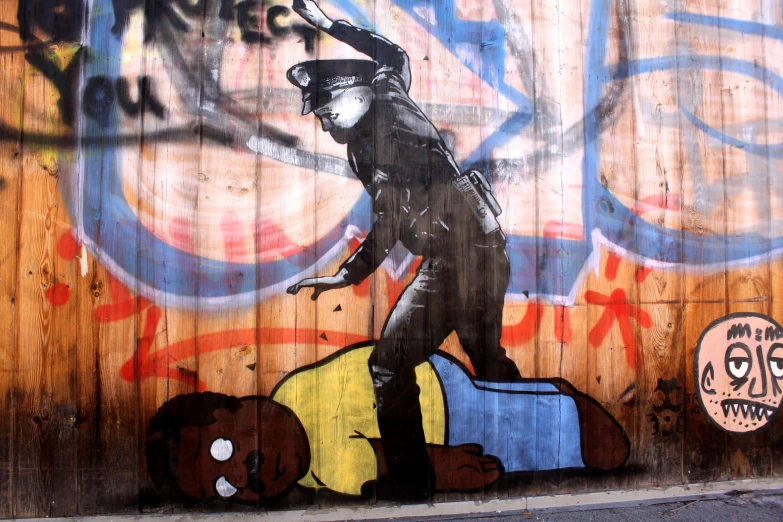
[{"xmin": 79, "ymin": 244, "xmax": 89, "ymax": 277}]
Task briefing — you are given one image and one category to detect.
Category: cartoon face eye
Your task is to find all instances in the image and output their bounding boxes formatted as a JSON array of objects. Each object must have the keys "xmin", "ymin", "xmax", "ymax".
[
  {"xmin": 210, "ymin": 438, "xmax": 234, "ymax": 462},
  {"xmin": 769, "ymin": 344, "xmax": 783, "ymax": 379},
  {"xmin": 726, "ymin": 343, "xmax": 752, "ymax": 380}
]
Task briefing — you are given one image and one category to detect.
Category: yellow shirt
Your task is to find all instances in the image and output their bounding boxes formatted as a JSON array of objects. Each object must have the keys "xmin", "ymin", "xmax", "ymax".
[{"xmin": 271, "ymin": 345, "xmax": 446, "ymax": 495}]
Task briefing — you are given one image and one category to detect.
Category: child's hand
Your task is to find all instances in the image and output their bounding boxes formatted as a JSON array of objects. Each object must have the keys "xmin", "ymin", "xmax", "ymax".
[{"xmin": 293, "ymin": 0, "xmax": 334, "ymax": 31}]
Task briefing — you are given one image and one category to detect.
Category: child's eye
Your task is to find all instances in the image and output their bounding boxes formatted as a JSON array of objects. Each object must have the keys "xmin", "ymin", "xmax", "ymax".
[{"xmin": 210, "ymin": 438, "xmax": 234, "ymax": 462}]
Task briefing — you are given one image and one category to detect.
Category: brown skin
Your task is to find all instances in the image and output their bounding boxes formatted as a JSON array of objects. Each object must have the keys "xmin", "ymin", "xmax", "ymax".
[
  {"xmin": 176, "ymin": 394, "xmax": 500, "ymax": 501},
  {"xmin": 369, "ymin": 440, "xmax": 503, "ymax": 491},
  {"xmin": 177, "ymin": 399, "xmax": 309, "ymax": 502}
]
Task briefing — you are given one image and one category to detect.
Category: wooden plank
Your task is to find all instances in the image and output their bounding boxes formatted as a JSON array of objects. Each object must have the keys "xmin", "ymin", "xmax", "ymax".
[
  {"xmin": 77, "ymin": 6, "xmax": 143, "ymax": 513},
  {"xmin": 720, "ymin": 0, "xmax": 771, "ymax": 306},
  {"xmin": 679, "ymin": 0, "xmax": 731, "ymax": 483},
  {"xmin": 580, "ymin": 0, "xmax": 639, "ymax": 495},
  {"xmin": 132, "ymin": 8, "xmax": 176, "ymax": 515},
  {"xmin": 528, "ymin": 0, "xmax": 566, "ymax": 500},
  {"xmin": 0, "ymin": 1, "xmax": 26, "ymax": 515},
  {"xmin": 679, "ymin": 0, "xmax": 729, "ymax": 306},
  {"xmin": 683, "ymin": 301, "xmax": 729, "ymax": 482},
  {"xmin": 41, "ymin": 96, "xmax": 81, "ymax": 519},
  {"xmin": 718, "ymin": 0, "xmax": 775, "ymax": 483},
  {"xmin": 10, "ymin": 16, "xmax": 82, "ymax": 515},
  {"xmin": 544, "ymin": 0, "xmax": 591, "ymax": 496},
  {"xmin": 762, "ymin": 0, "xmax": 783, "ymax": 480},
  {"xmin": 629, "ymin": 0, "xmax": 685, "ymax": 488}
]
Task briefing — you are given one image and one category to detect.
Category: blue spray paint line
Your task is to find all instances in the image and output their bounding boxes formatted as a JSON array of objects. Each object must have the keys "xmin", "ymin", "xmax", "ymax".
[
  {"xmin": 80, "ymin": 0, "xmax": 371, "ymax": 301},
  {"xmin": 506, "ymin": 235, "xmax": 589, "ymax": 298},
  {"xmin": 580, "ymin": 0, "xmax": 612, "ymax": 264},
  {"xmin": 665, "ymin": 12, "xmax": 783, "ymax": 41},
  {"xmin": 460, "ymin": 109, "xmax": 533, "ymax": 170},
  {"xmin": 389, "ymin": 0, "xmax": 534, "ymax": 170},
  {"xmin": 607, "ymin": 54, "xmax": 783, "ymax": 158},
  {"xmin": 683, "ymin": 107, "xmax": 783, "ymax": 158},
  {"xmin": 329, "ymin": 0, "xmax": 371, "ymax": 29},
  {"xmin": 392, "ymin": 0, "xmax": 529, "ymax": 109}
]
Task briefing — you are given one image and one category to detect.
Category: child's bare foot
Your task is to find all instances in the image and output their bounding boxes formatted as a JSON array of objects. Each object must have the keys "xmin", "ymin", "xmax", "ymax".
[{"xmin": 428, "ymin": 444, "xmax": 503, "ymax": 491}]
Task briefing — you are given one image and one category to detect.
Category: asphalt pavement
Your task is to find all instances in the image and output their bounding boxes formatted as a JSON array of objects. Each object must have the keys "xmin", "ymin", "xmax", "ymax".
[{"xmin": 425, "ymin": 492, "xmax": 783, "ymax": 522}]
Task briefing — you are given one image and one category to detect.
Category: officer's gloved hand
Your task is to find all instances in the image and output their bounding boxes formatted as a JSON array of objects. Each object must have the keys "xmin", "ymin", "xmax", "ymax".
[
  {"xmin": 286, "ymin": 268, "xmax": 351, "ymax": 300},
  {"xmin": 293, "ymin": 0, "xmax": 334, "ymax": 31}
]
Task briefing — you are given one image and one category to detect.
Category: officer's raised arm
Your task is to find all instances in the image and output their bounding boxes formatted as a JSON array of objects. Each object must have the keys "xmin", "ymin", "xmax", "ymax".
[{"xmin": 293, "ymin": 0, "xmax": 411, "ymax": 91}]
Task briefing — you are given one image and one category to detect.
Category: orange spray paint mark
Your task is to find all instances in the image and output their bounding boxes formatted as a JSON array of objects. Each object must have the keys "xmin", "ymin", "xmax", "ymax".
[{"xmin": 585, "ymin": 288, "xmax": 652, "ymax": 369}]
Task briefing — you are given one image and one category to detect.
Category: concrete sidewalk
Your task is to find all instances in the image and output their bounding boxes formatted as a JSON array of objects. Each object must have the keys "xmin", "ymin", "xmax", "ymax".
[
  {"xmin": 444, "ymin": 492, "xmax": 783, "ymax": 521},
  {"xmin": 19, "ymin": 478, "xmax": 783, "ymax": 522}
]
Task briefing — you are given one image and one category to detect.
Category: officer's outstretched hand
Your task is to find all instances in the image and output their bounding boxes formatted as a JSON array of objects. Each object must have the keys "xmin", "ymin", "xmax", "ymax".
[
  {"xmin": 293, "ymin": 0, "xmax": 333, "ymax": 31},
  {"xmin": 287, "ymin": 268, "xmax": 350, "ymax": 300}
]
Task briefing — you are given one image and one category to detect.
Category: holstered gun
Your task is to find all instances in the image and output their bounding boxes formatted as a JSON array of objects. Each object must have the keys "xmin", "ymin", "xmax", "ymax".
[{"xmin": 452, "ymin": 169, "xmax": 503, "ymax": 235}]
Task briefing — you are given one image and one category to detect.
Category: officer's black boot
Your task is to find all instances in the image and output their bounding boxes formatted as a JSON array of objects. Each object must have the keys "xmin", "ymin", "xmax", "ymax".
[{"xmin": 371, "ymin": 363, "xmax": 435, "ymax": 501}]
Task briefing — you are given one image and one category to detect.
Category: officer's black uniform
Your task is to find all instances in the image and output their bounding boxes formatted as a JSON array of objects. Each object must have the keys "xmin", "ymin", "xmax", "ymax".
[{"xmin": 289, "ymin": 20, "xmax": 523, "ymax": 498}]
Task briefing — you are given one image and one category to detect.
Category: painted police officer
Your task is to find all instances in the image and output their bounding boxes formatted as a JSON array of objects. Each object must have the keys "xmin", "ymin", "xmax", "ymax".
[{"xmin": 286, "ymin": 0, "xmax": 523, "ymax": 499}]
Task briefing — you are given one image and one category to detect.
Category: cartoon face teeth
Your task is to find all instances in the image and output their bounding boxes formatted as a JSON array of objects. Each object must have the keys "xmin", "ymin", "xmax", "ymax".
[{"xmin": 719, "ymin": 399, "xmax": 776, "ymax": 422}]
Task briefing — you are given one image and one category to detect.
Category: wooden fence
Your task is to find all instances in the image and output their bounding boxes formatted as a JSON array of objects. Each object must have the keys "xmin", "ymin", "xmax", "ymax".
[{"xmin": 1, "ymin": 0, "xmax": 782, "ymax": 517}]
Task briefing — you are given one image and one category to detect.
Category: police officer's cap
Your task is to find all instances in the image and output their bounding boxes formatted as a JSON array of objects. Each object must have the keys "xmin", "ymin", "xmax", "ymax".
[{"xmin": 287, "ymin": 59, "xmax": 378, "ymax": 115}]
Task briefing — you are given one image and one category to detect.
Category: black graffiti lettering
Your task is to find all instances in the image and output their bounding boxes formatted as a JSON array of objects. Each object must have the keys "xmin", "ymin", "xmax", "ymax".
[
  {"xmin": 83, "ymin": 75, "xmax": 169, "ymax": 126},
  {"xmin": 83, "ymin": 76, "xmax": 116, "ymax": 127},
  {"xmin": 116, "ymin": 77, "xmax": 167, "ymax": 120},
  {"xmin": 111, "ymin": 0, "xmax": 235, "ymax": 39},
  {"xmin": 235, "ymin": 2, "xmax": 316, "ymax": 51},
  {"xmin": 236, "ymin": 0, "xmax": 267, "ymax": 44},
  {"xmin": 110, "ymin": 0, "xmax": 139, "ymax": 36},
  {"xmin": 727, "ymin": 322, "xmax": 752, "ymax": 340},
  {"xmin": 267, "ymin": 5, "xmax": 317, "ymax": 52},
  {"xmin": 26, "ymin": 48, "xmax": 85, "ymax": 127},
  {"xmin": 765, "ymin": 325, "xmax": 783, "ymax": 341},
  {"xmin": 18, "ymin": 0, "xmax": 85, "ymax": 43}
]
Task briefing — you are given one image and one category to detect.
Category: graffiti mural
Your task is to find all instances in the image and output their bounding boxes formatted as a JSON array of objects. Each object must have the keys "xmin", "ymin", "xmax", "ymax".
[{"xmin": 1, "ymin": 0, "xmax": 783, "ymax": 517}]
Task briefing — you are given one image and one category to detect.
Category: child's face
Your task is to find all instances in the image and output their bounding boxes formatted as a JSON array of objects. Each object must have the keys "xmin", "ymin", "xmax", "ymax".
[
  {"xmin": 176, "ymin": 398, "xmax": 310, "ymax": 501},
  {"xmin": 696, "ymin": 313, "xmax": 783, "ymax": 434}
]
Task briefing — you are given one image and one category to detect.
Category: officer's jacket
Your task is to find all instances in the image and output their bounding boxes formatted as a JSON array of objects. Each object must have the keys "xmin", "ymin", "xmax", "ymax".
[{"xmin": 327, "ymin": 21, "xmax": 496, "ymax": 285}]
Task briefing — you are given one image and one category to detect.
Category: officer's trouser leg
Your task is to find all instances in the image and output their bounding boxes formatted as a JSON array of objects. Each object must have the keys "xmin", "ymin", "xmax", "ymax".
[
  {"xmin": 370, "ymin": 258, "xmax": 451, "ymax": 499},
  {"xmin": 454, "ymin": 243, "xmax": 522, "ymax": 382}
]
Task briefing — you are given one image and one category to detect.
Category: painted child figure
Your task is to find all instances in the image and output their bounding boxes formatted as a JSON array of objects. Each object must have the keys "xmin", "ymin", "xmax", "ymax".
[{"xmin": 146, "ymin": 344, "xmax": 630, "ymax": 503}]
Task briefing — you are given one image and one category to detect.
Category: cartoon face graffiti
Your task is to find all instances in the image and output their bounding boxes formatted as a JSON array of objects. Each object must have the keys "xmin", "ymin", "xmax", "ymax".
[{"xmin": 695, "ymin": 313, "xmax": 783, "ymax": 434}]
